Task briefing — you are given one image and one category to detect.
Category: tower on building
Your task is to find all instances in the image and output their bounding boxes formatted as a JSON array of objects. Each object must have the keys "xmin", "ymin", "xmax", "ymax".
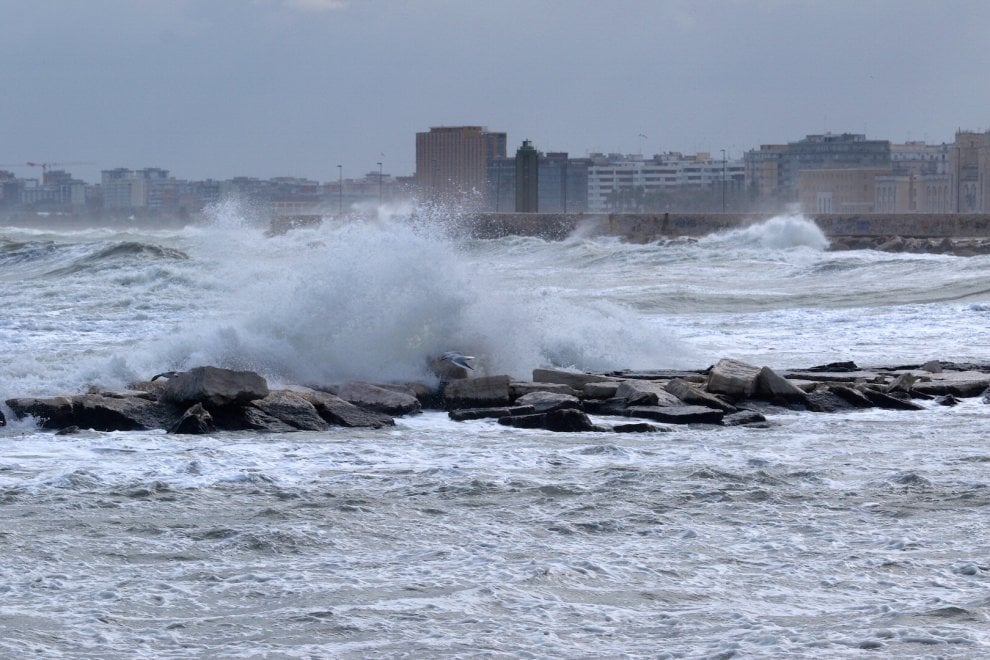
[{"xmin": 515, "ymin": 140, "xmax": 539, "ymax": 213}]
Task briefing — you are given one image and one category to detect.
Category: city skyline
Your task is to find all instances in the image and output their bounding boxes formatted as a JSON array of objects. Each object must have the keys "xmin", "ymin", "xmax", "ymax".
[{"xmin": 3, "ymin": 1, "xmax": 990, "ymax": 185}]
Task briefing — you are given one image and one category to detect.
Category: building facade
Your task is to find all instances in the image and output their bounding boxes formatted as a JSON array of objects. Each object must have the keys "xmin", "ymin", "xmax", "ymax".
[{"xmin": 414, "ymin": 125, "xmax": 506, "ymax": 207}]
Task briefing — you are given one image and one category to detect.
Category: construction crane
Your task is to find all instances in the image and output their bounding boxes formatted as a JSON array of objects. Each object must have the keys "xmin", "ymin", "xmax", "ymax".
[{"xmin": 0, "ymin": 161, "xmax": 94, "ymax": 183}]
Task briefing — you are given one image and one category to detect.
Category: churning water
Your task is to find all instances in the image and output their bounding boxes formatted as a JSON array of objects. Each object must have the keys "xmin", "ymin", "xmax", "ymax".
[{"xmin": 2, "ymin": 206, "xmax": 990, "ymax": 658}]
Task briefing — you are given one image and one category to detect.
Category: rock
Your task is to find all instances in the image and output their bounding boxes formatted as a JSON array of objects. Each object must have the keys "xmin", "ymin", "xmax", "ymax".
[
  {"xmin": 250, "ymin": 391, "xmax": 329, "ymax": 431},
  {"xmin": 426, "ymin": 355, "xmax": 469, "ymax": 381},
  {"xmin": 829, "ymin": 385, "xmax": 875, "ymax": 408},
  {"xmin": 623, "ymin": 405, "xmax": 724, "ymax": 425},
  {"xmin": 921, "ymin": 360, "xmax": 943, "ymax": 374},
  {"xmin": 514, "ymin": 391, "xmax": 582, "ymax": 413},
  {"xmin": 209, "ymin": 405, "xmax": 297, "ymax": 432},
  {"xmin": 86, "ymin": 386, "xmax": 158, "ymax": 401},
  {"xmin": 721, "ymin": 410, "xmax": 768, "ymax": 426},
  {"xmin": 984, "ymin": 387, "xmax": 990, "ymax": 404},
  {"xmin": 612, "ymin": 422, "xmax": 667, "ymax": 433},
  {"xmin": 582, "ymin": 397, "xmax": 631, "ymax": 416},
  {"xmin": 0, "ymin": 408, "xmax": 5, "ymax": 427},
  {"xmin": 615, "ymin": 380, "xmax": 683, "ymax": 407},
  {"xmin": 301, "ymin": 390, "xmax": 395, "ymax": 428},
  {"xmin": 443, "ymin": 375, "xmax": 511, "ymax": 409},
  {"xmin": 449, "ymin": 405, "xmax": 536, "ymax": 421},
  {"xmin": 5, "ymin": 394, "xmax": 174, "ymax": 432},
  {"xmin": 804, "ymin": 390, "xmax": 858, "ymax": 413},
  {"xmin": 55, "ymin": 425, "xmax": 80, "ymax": 436},
  {"xmin": 878, "ymin": 236, "xmax": 906, "ymax": 252},
  {"xmin": 665, "ymin": 378, "xmax": 737, "ymax": 412},
  {"xmin": 532, "ymin": 368, "xmax": 614, "ymax": 388},
  {"xmin": 509, "ymin": 381, "xmax": 580, "ymax": 399},
  {"xmin": 912, "ymin": 372, "xmax": 990, "ymax": 397},
  {"xmin": 582, "ymin": 381, "xmax": 620, "ymax": 399},
  {"xmin": 883, "ymin": 372, "xmax": 918, "ymax": 394},
  {"xmin": 497, "ymin": 408, "xmax": 597, "ymax": 432},
  {"xmin": 324, "ymin": 382, "xmax": 421, "ymax": 416},
  {"xmin": 803, "ymin": 361, "xmax": 860, "ymax": 372},
  {"xmin": 859, "ymin": 388, "xmax": 926, "ymax": 411},
  {"xmin": 169, "ymin": 403, "xmax": 216, "ymax": 435},
  {"xmin": 706, "ymin": 358, "xmax": 761, "ymax": 398},
  {"xmin": 935, "ymin": 394, "xmax": 960, "ymax": 407},
  {"xmin": 161, "ymin": 366, "xmax": 269, "ymax": 408},
  {"xmin": 755, "ymin": 366, "xmax": 809, "ymax": 404}
]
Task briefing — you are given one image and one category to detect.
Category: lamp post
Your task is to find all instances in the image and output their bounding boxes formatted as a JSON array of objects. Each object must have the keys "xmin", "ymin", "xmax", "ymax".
[
  {"xmin": 720, "ymin": 149, "xmax": 726, "ymax": 213},
  {"xmin": 377, "ymin": 161, "xmax": 383, "ymax": 205},
  {"xmin": 337, "ymin": 164, "xmax": 342, "ymax": 215}
]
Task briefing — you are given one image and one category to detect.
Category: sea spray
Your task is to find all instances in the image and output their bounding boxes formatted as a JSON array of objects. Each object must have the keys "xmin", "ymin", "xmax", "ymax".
[{"xmin": 699, "ymin": 213, "xmax": 830, "ymax": 251}]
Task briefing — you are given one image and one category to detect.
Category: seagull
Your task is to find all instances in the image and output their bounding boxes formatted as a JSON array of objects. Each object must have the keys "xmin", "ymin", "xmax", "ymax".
[
  {"xmin": 441, "ymin": 352, "xmax": 475, "ymax": 370},
  {"xmin": 151, "ymin": 371, "xmax": 180, "ymax": 381}
]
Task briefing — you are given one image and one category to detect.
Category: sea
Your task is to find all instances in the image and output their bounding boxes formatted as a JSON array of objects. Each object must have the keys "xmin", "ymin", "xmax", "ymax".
[{"xmin": 2, "ymin": 203, "xmax": 989, "ymax": 659}]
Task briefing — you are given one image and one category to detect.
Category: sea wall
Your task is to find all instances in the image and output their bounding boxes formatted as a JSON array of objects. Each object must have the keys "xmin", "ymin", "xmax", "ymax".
[{"xmin": 466, "ymin": 212, "xmax": 990, "ymax": 242}]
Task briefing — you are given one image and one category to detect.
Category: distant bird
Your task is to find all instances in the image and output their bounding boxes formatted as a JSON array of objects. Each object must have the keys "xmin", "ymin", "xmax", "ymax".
[
  {"xmin": 151, "ymin": 371, "xmax": 180, "ymax": 381},
  {"xmin": 441, "ymin": 352, "xmax": 475, "ymax": 371}
]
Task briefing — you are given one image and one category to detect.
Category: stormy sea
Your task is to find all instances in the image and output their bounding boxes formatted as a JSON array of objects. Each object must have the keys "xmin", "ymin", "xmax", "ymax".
[{"xmin": 2, "ymin": 204, "xmax": 989, "ymax": 658}]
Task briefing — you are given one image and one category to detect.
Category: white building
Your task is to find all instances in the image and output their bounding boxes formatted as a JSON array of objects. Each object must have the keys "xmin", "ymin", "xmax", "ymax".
[{"xmin": 587, "ymin": 152, "xmax": 745, "ymax": 212}]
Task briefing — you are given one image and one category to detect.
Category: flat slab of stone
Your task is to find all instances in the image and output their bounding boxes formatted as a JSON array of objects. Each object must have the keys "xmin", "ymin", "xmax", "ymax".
[
  {"xmin": 707, "ymin": 358, "xmax": 761, "ymax": 398},
  {"xmin": 250, "ymin": 391, "xmax": 329, "ymax": 431},
  {"xmin": 611, "ymin": 422, "xmax": 668, "ymax": 433},
  {"xmin": 756, "ymin": 366, "xmax": 809, "ymax": 404},
  {"xmin": 582, "ymin": 381, "xmax": 620, "ymax": 399},
  {"xmin": 515, "ymin": 391, "xmax": 582, "ymax": 413},
  {"xmin": 509, "ymin": 382, "xmax": 580, "ymax": 398},
  {"xmin": 532, "ymin": 368, "xmax": 615, "ymax": 388},
  {"xmin": 497, "ymin": 408, "xmax": 597, "ymax": 432},
  {"xmin": 300, "ymin": 390, "xmax": 395, "ymax": 428},
  {"xmin": 911, "ymin": 372, "xmax": 990, "ymax": 397},
  {"xmin": 444, "ymin": 375, "xmax": 511, "ymax": 409},
  {"xmin": 623, "ymin": 405, "xmax": 724, "ymax": 425},
  {"xmin": 615, "ymin": 380, "xmax": 683, "ymax": 407},
  {"xmin": 6, "ymin": 395, "xmax": 174, "ymax": 432},
  {"xmin": 860, "ymin": 388, "xmax": 926, "ymax": 411},
  {"xmin": 325, "ymin": 382, "xmax": 421, "ymax": 416},
  {"xmin": 722, "ymin": 410, "xmax": 768, "ymax": 426},
  {"xmin": 665, "ymin": 378, "xmax": 736, "ymax": 412},
  {"xmin": 162, "ymin": 366, "xmax": 269, "ymax": 408},
  {"xmin": 449, "ymin": 405, "xmax": 536, "ymax": 421}
]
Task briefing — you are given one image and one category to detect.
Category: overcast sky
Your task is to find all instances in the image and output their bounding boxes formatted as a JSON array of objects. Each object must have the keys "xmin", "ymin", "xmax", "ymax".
[{"xmin": 3, "ymin": 0, "xmax": 989, "ymax": 184}]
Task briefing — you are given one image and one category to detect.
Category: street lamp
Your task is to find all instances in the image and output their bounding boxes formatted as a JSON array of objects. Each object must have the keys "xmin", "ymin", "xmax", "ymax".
[
  {"xmin": 337, "ymin": 164, "xmax": 342, "ymax": 215},
  {"xmin": 377, "ymin": 161, "xmax": 383, "ymax": 205},
  {"xmin": 720, "ymin": 149, "xmax": 726, "ymax": 213}
]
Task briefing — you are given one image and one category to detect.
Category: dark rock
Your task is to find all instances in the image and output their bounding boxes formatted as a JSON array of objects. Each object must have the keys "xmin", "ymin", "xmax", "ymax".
[
  {"xmin": 86, "ymin": 386, "xmax": 158, "ymax": 401},
  {"xmin": 161, "ymin": 366, "xmax": 269, "ymax": 408},
  {"xmin": 449, "ymin": 405, "xmax": 536, "ymax": 421},
  {"xmin": 532, "ymin": 368, "xmax": 614, "ymax": 388},
  {"xmin": 169, "ymin": 403, "xmax": 216, "ymax": 435},
  {"xmin": 756, "ymin": 366, "xmax": 809, "ymax": 405},
  {"xmin": 582, "ymin": 397, "xmax": 630, "ymax": 416},
  {"xmin": 497, "ymin": 408, "xmax": 597, "ymax": 432},
  {"xmin": 582, "ymin": 381, "xmax": 620, "ymax": 399},
  {"xmin": 443, "ymin": 375, "xmax": 511, "ymax": 409},
  {"xmin": 250, "ymin": 391, "xmax": 329, "ymax": 431},
  {"xmin": 324, "ymin": 382, "xmax": 421, "ymax": 416},
  {"xmin": 665, "ymin": 378, "xmax": 737, "ymax": 412},
  {"xmin": 935, "ymin": 394, "xmax": 960, "ymax": 407},
  {"xmin": 804, "ymin": 390, "xmax": 858, "ymax": 413},
  {"xmin": 722, "ymin": 410, "xmax": 768, "ymax": 426},
  {"xmin": 883, "ymin": 372, "xmax": 918, "ymax": 394},
  {"xmin": 921, "ymin": 360, "xmax": 943, "ymax": 374},
  {"xmin": 829, "ymin": 385, "xmax": 875, "ymax": 408},
  {"xmin": 859, "ymin": 388, "xmax": 926, "ymax": 411},
  {"xmin": 803, "ymin": 361, "xmax": 860, "ymax": 372},
  {"xmin": 209, "ymin": 405, "xmax": 296, "ymax": 432},
  {"xmin": 55, "ymin": 425, "xmax": 80, "ymax": 436},
  {"xmin": 0, "ymin": 408, "xmax": 5, "ymax": 427},
  {"xmin": 509, "ymin": 381, "xmax": 580, "ymax": 399},
  {"xmin": 6, "ymin": 394, "xmax": 174, "ymax": 431},
  {"xmin": 301, "ymin": 390, "xmax": 395, "ymax": 428},
  {"xmin": 623, "ymin": 405, "xmax": 724, "ymax": 425},
  {"xmin": 707, "ymin": 358, "xmax": 760, "ymax": 398},
  {"xmin": 615, "ymin": 380, "xmax": 683, "ymax": 407},
  {"xmin": 514, "ymin": 391, "xmax": 582, "ymax": 413},
  {"xmin": 912, "ymin": 373, "xmax": 990, "ymax": 398},
  {"xmin": 611, "ymin": 422, "xmax": 667, "ymax": 433}
]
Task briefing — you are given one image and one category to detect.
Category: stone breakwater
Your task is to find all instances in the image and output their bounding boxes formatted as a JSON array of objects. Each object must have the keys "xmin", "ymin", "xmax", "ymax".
[{"xmin": 4, "ymin": 359, "xmax": 990, "ymax": 435}]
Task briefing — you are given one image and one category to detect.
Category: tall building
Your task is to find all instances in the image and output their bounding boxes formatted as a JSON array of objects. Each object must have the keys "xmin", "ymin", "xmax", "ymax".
[
  {"xmin": 487, "ymin": 151, "xmax": 590, "ymax": 213},
  {"xmin": 780, "ymin": 133, "xmax": 891, "ymax": 200},
  {"xmin": 515, "ymin": 140, "xmax": 539, "ymax": 212},
  {"xmin": 415, "ymin": 125, "xmax": 506, "ymax": 207},
  {"xmin": 950, "ymin": 130, "xmax": 990, "ymax": 212}
]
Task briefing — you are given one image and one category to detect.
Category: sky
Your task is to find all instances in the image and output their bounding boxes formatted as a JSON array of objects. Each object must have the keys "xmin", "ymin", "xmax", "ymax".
[{"xmin": 2, "ymin": 0, "xmax": 989, "ymax": 185}]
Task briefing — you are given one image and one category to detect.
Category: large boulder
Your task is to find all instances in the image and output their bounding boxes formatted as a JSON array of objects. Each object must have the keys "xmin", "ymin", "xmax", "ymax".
[
  {"xmin": 582, "ymin": 381, "xmax": 620, "ymax": 399},
  {"xmin": 169, "ymin": 403, "xmax": 216, "ymax": 435},
  {"xmin": 300, "ymin": 390, "xmax": 395, "ymax": 428},
  {"xmin": 665, "ymin": 378, "xmax": 737, "ymax": 412},
  {"xmin": 755, "ymin": 367, "xmax": 809, "ymax": 405},
  {"xmin": 443, "ymin": 375, "xmax": 511, "ymax": 409},
  {"xmin": 250, "ymin": 391, "xmax": 329, "ymax": 431},
  {"xmin": 509, "ymin": 381, "xmax": 580, "ymax": 399},
  {"xmin": 498, "ymin": 408, "xmax": 598, "ymax": 432},
  {"xmin": 532, "ymin": 368, "xmax": 614, "ymax": 389},
  {"xmin": 859, "ymin": 388, "xmax": 926, "ymax": 411},
  {"xmin": 707, "ymin": 359, "xmax": 761, "ymax": 398},
  {"xmin": 615, "ymin": 380, "xmax": 683, "ymax": 407},
  {"xmin": 623, "ymin": 405, "xmax": 724, "ymax": 425},
  {"xmin": 208, "ymin": 405, "xmax": 297, "ymax": 432},
  {"xmin": 161, "ymin": 367, "xmax": 269, "ymax": 408},
  {"xmin": 514, "ymin": 391, "xmax": 582, "ymax": 413},
  {"xmin": 6, "ymin": 394, "xmax": 174, "ymax": 431},
  {"xmin": 324, "ymin": 382, "xmax": 421, "ymax": 416}
]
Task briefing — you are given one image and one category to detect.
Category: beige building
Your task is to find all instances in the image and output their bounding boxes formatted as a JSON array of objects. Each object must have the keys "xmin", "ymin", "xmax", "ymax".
[
  {"xmin": 415, "ymin": 126, "xmax": 506, "ymax": 207},
  {"xmin": 875, "ymin": 174, "xmax": 952, "ymax": 213},
  {"xmin": 798, "ymin": 168, "xmax": 889, "ymax": 213},
  {"xmin": 949, "ymin": 130, "xmax": 990, "ymax": 212}
]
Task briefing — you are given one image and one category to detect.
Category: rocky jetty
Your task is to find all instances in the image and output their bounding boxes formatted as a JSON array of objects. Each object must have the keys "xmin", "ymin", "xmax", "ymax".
[{"xmin": 5, "ymin": 358, "xmax": 990, "ymax": 435}]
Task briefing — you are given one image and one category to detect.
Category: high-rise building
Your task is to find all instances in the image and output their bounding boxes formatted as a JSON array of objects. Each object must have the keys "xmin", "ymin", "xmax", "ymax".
[
  {"xmin": 415, "ymin": 126, "xmax": 506, "ymax": 207},
  {"xmin": 487, "ymin": 151, "xmax": 590, "ymax": 213},
  {"xmin": 515, "ymin": 140, "xmax": 539, "ymax": 212}
]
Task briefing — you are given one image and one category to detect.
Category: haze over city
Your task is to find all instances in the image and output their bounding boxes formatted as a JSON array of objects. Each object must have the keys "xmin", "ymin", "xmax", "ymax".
[{"xmin": 3, "ymin": 0, "xmax": 990, "ymax": 184}]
